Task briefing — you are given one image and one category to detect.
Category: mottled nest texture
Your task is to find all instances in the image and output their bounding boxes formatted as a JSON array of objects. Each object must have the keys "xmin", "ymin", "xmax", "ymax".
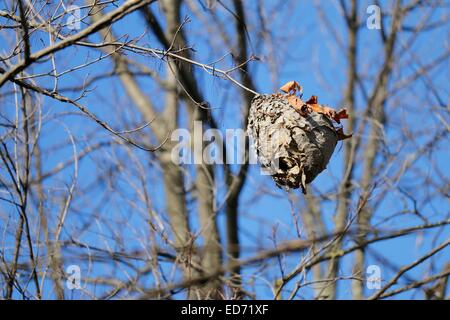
[{"xmin": 247, "ymin": 85, "xmax": 351, "ymax": 194}]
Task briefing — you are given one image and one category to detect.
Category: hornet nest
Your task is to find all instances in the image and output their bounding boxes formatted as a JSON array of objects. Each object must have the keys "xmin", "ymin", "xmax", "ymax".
[{"xmin": 247, "ymin": 81, "xmax": 352, "ymax": 194}]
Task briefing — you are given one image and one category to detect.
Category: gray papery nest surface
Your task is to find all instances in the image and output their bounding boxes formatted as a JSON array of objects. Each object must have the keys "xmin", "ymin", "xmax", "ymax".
[{"xmin": 248, "ymin": 94, "xmax": 338, "ymax": 194}]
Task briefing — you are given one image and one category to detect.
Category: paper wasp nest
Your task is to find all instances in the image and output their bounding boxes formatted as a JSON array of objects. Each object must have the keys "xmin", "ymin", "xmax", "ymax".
[{"xmin": 248, "ymin": 93, "xmax": 342, "ymax": 194}]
